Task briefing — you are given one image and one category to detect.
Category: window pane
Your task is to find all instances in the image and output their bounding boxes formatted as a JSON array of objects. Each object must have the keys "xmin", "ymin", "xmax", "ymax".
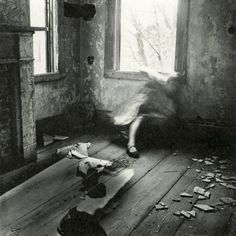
[
  {"xmin": 33, "ymin": 31, "xmax": 47, "ymax": 74},
  {"xmin": 30, "ymin": 0, "xmax": 46, "ymax": 27},
  {"xmin": 120, "ymin": 0, "xmax": 178, "ymax": 73}
]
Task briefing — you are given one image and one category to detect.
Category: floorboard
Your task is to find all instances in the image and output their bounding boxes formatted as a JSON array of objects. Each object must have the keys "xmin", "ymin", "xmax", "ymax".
[{"xmin": 100, "ymin": 152, "xmax": 192, "ymax": 236}]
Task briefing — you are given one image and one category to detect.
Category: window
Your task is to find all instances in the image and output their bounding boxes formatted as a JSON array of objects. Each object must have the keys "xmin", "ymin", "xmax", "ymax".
[
  {"xmin": 30, "ymin": 0, "xmax": 58, "ymax": 75},
  {"xmin": 105, "ymin": 0, "xmax": 189, "ymax": 80}
]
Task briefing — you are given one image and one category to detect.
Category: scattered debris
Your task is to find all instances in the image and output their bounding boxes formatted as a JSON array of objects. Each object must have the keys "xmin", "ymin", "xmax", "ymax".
[
  {"xmin": 194, "ymin": 186, "xmax": 206, "ymax": 195},
  {"xmin": 206, "ymin": 173, "xmax": 215, "ymax": 179},
  {"xmin": 180, "ymin": 192, "xmax": 193, "ymax": 198},
  {"xmin": 230, "ymin": 176, "xmax": 236, "ymax": 181},
  {"xmin": 173, "ymin": 211, "xmax": 181, "ymax": 216},
  {"xmin": 196, "ymin": 169, "xmax": 201, "ymax": 173},
  {"xmin": 43, "ymin": 134, "xmax": 69, "ymax": 146},
  {"xmin": 202, "ymin": 178, "xmax": 212, "ymax": 183},
  {"xmin": 187, "ymin": 210, "xmax": 196, "ymax": 218},
  {"xmin": 205, "ymin": 160, "xmax": 213, "ymax": 165},
  {"xmin": 220, "ymin": 197, "xmax": 236, "ymax": 205},
  {"xmin": 172, "ymin": 198, "xmax": 181, "ymax": 202},
  {"xmin": 212, "ymin": 156, "xmax": 219, "ymax": 161},
  {"xmin": 219, "ymin": 182, "xmax": 228, "ymax": 187},
  {"xmin": 198, "ymin": 159, "xmax": 204, "ymax": 163},
  {"xmin": 204, "ymin": 191, "xmax": 211, "ymax": 198},
  {"xmin": 54, "ymin": 135, "xmax": 69, "ymax": 141},
  {"xmin": 198, "ymin": 195, "xmax": 207, "ymax": 200},
  {"xmin": 215, "ymin": 178, "xmax": 224, "ymax": 183},
  {"xmin": 206, "ymin": 183, "xmax": 215, "ymax": 189},
  {"xmin": 181, "ymin": 210, "xmax": 191, "ymax": 219},
  {"xmin": 219, "ymin": 160, "xmax": 228, "ymax": 165},
  {"xmin": 155, "ymin": 203, "xmax": 168, "ymax": 211},
  {"xmin": 221, "ymin": 176, "xmax": 230, "ymax": 181},
  {"xmin": 193, "ymin": 204, "xmax": 215, "ymax": 212},
  {"xmin": 226, "ymin": 185, "xmax": 236, "ymax": 190},
  {"xmin": 192, "ymin": 158, "xmax": 198, "ymax": 162},
  {"xmin": 220, "ymin": 165, "xmax": 227, "ymax": 170}
]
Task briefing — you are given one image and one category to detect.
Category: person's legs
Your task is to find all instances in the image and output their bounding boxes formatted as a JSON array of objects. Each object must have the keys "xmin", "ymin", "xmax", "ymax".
[{"xmin": 127, "ymin": 116, "xmax": 143, "ymax": 158}]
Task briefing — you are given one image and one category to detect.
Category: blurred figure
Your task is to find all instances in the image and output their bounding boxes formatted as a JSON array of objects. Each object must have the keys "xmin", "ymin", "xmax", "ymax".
[{"xmin": 112, "ymin": 71, "xmax": 184, "ymax": 158}]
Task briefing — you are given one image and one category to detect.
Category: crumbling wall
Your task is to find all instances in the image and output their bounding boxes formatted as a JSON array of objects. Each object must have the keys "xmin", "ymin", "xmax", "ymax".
[
  {"xmin": 181, "ymin": 0, "xmax": 236, "ymax": 125},
  {"xmin": 35, "ymin": 9, "xmax": 81, "ymax": 120},
  {"xmin": 80, "ymin": 0, "xmax": 236, "ymax": 126}
]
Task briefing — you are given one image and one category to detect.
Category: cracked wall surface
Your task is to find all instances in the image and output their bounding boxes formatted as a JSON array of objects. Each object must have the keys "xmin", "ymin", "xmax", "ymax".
[{"xmin": 80, "ymin": 0, "xmax": 236, "ymax": 126}]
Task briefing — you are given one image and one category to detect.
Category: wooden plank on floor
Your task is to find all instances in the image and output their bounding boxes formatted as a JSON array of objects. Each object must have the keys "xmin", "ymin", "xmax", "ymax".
[
  {"xmin": 100, "ymin": 152, "xmax": 192, "ymax": 236},
  {"xmin": 175, "ymin": 180, "xmax": 235, "ymax": 236},
  {"xmin": 2, "ymin": 149, "xmax": 169, "ymax": 236},
  {"xmin": 0, "ymin": 134, "xmax": 119, "ymax": 230},
  {"xmin": 130, "ymin": 162, "xmax": 201, "ymax": 236}
]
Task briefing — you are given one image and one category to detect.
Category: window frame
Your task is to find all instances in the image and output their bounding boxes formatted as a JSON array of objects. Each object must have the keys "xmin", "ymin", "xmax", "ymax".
[
  {"xmin": 104, "ymin": 0, "xmax": 190, "ymax": 81},
  {"xmin": 31, "ymin": 0, "xmax": 65, "ymax": 83}
]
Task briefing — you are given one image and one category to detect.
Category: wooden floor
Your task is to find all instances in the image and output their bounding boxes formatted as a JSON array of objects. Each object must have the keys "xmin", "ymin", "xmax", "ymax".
[{"xmin": 0, "ymin": 129, "xmax": 236, "ymax": 236}]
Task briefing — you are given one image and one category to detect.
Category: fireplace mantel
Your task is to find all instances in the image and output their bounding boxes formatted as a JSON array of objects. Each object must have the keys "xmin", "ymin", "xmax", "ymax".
[{"xmin": 0, "ymin": 26, "xmax": 36, "ymax": 171}]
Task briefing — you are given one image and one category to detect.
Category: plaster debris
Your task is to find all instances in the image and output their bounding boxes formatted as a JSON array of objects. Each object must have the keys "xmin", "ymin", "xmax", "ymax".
[
  {"xmin": 194, "ymin": 186, "xmax": 206, "ymax": 195},
  {"xmin": 206, "ymin": 183, "xmax": 215, "ymax": 189},
  {"xmin": 221, "ymin": 176, "xmax": 230, "ymax": 181},
  {"xmin": 172, "ymin": 198, "xmax": 181, "ymax": 202},
  {"xmin": 198, "ymin": 195, "xmax": 207, "ymax": 200},
  {"xmin": 196, "ymin": 169, "xmax": 201, "ymax": 173},
  {"xmin": 205, "ymin": 160, "xmax": 213, "ymax": 165},
  {"xmin": 226, "ymin": 185, "xmax": 236, "ymax": 190},
  {"xmin": 215, "ymin": 177, "xmax": 223, "ymax": 183},
  {"xmin": 220, "ymin": 197, "xmax": 236, "ymax": 205},
  {"xmin": 220, "ymin": 165, "xmax": 227, "ymax": 170},
  {"xmin": 192, "ymin": 158, "xmax": 198, "ymax": 162},
  {"xmin": 173, "ymin": 211, "xmax": 181, "ymax": 216},
  {"xmin": 219, "ymin": 182, "xmax": 228, "ymax": 187},
  {"xmin": 193, "ymin": 204, "xmax": 215, "ymax": 212},
  {"xmin": 202, "ymin": 178, "xmax": 212, "ymax": 183},
  {"xmin": 198, "ymin": 159, "xmax": 204, "ymax": 163},
  {"xmin": 155, "ymin": 203, "xmax": 168, "ymax": 211},
  {"xmin": 204, "ymin": 191, "xmax": 211, "ymax": 198},
  {"xmin": 187, "ymin": 210, "xmax": 196, "ymax": 217},
  {"xmin": 219, "ymin": 160, "xmax": 228, "ymax": 165},
  {"xmin": 206, "ymin": 173, "xmax": 215, "ymax": 178},
  {"xmin": 180, "ymin": 192, "xmax": 193, "ymax": 198},
  {"xmin": 181, "ymin": 210, "xmax": 191, "ymax": 219}
]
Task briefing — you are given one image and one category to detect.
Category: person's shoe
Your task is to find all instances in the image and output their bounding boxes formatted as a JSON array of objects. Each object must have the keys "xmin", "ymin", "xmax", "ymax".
[{"xmin": 127, "ymin": 145, "xmax": 140, "ymax": 158}]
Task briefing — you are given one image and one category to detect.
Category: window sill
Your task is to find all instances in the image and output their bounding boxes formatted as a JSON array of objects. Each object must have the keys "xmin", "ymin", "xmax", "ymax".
[
  {"xmin": 34, "ymin": 72, "xmax": 66, "ymax": 84},
  {"xmin": 104, "ymin": 70, "xmax": 148, "ymax": 81}
]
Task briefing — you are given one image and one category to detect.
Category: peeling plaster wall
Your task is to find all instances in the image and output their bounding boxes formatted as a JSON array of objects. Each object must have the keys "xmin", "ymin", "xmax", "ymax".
[
  {"xmin": 0, "ymin": 0, "xmax": 30, "ymax": 26},
  {"xmin": 35, "ymin": 16, "xmax": 81, "ymax": 120},
  {"xmin": 182, "ymin": 0, "xmax": 236, "ymax": 125},
  {"xmin": 80, "ymin": 0, "xmax": 236, "ymax": 125}
]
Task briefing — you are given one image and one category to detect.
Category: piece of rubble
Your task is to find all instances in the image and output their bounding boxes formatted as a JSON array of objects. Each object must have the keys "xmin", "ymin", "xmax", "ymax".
[
  {"xmin": 206, "ymin": 183, "xmax": 215, "ymax": 189},
  {"xmin": 220, "ymin": 165, "xmax": 227, "ymax": 170},
  {"xmin": 187, "ymin": 210, "xmax": 196, "ymax": 217},
  {"xmin": 219, "ymin": 182, "xmax": 228, "ymax": 187},
  {"xmin": 181, "ymin": 210, "xmax": 191, "ymax": 219},
  {"xmin": 226, "ymin": 185, "xmax": 236, "ymax": 190},
  {"xmin": 230, "ymin": 176, "xmax": 236, "ymax": 181},
  {"xmin": 160, "ymin": 202, "xmax": 166, "ymax": 206},
  {"xmin": 220, "ymin": 197, "xmax": 236, "ymax": 205},
  {"xmin": 155, "ymin": 204, "xmax": 168, "ymax": 211},
  {"xmin": 196, "ymin": 169, "xmax": 201, "ymax": 173},
  {"xmin": 205, "ymin": 160, "xmax": 213, "ymax": 165},
  {"xmin": 215, "ymin": 178, "xmax": 223, "ymax": 183},
  {"xmin": 204, "ymin": 191, "xmax": 211, "ymax": 198},
  {"xmin": 198, "ymin": 159, "xmax": 204, "ymax": 163},
  {"xmin": 193, "ymin": 204, "xmax": 215, "ymax": 212},
  {"xmin": 202, "ymin": 178, "xmax": 212, "ymax": 183},
  {"xmin": 221, "ymin": 176, "xmax": 230, "ymax": 181},
  {"xmin": 43, "ymin": 134, "xmax": 54, "ymax": 146},
  {"xmin": 215, "ymin": 173, "xmax": 222, "ymax": 178},
  {"xmin": 172, "ymin": 198, "xmax": 181, "ymax": 202},
  {"xmin": 173, "ymin": 211, "xmax": 181, "ymax": 216},
  {"xmin": 206, "ymin": 173, "xmax": 215, "ymax": 178},
  {"xmin": 219, "ymin": 160, "xmax": 228, "ymax": 165},
  {"xmin": 192, "ymin": 158, "xmax": 198, "ymax": 162},
  {"xmin": 194, "ymin": 186, "xmax": 206, "ymax": 195},
  {"xmin": 198, "ymin": 195, "xmax": 207, "ymax": 200},
  {"xmin": 54, "ymin": 135, "xmax": 69, "ymax": 141},
  {"xmin": 212, "ymin": 156, "xmax": 219, "ymax": 160},
  {"xmin": 180, "ymin": 192, "xmax": 193, "ymax": 198}
]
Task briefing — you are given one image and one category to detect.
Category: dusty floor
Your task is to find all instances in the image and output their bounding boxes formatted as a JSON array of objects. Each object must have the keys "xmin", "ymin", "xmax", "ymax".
[{"xmin": 0, "ymin": 128, "xmax": 236, "ymax": 236}]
